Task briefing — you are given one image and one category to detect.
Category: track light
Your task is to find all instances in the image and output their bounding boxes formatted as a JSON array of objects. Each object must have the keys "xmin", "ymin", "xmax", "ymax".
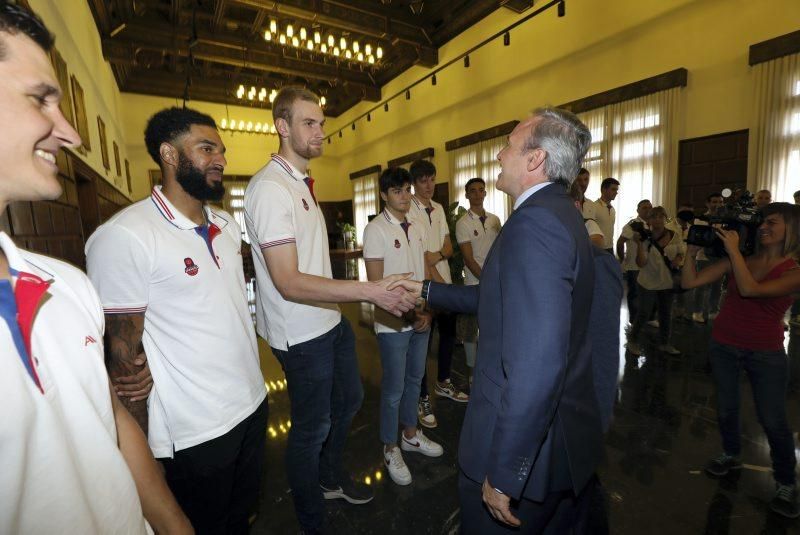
[
  {"xmin": 328, "ymin": 138, "xmax": 331, "ymax": 144},
  {"xmin": 300, "ymin": 27, "xmax": 307, "ymax": 40},
  {"xmin": 406, "ymin": 90, "xmax": 410, "ymax": 100},
  {"xmin": 504, "ymin": 32, "xmax": 510, "ymax": 46},
  {"xmin": 269, "ymin": 19, "xmax": 277, "ymax": 33},
  {"xmin": 558, "ymin": 0, "xmax": 565, "ymax": 17},
  {"xmin": 464, "ymin": 55, "xmax": 470, "ymax": 68},
  {"xmin": 286, "ymin": 24, "xmax": 294, "ymax": 38},
  {"xmin": 351, "ymin": 123, "xmax": 356, "ymax": 131},
  {"xmin": 431, "ymin": 74, "xmax": 437, "ymax": 86},
  {"xmin": 384, "ymin": 103, "xmax": 389, "ymax": 112},
  {"xmin": 338, "ymin": 130, "xmax": 342, "ymax": 138},
  {"xmin": 367, "ymin": 112, "xmax": 371, "ymax": 122}
]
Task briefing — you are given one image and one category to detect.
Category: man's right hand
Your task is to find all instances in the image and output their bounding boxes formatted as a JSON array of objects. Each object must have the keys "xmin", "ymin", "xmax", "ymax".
[
  {"xmin": 386, "ymin": 277, "xmax": 424, "ymax": 299},
  {"xmin": 370, "ymin": 274, "xmax": 418, "ymax": 316}
]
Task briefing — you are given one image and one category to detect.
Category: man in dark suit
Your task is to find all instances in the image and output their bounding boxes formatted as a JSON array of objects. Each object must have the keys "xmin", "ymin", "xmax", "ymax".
[{"xmin": 394, "ymin": 107, "xmax": 599, "ymax": 533}]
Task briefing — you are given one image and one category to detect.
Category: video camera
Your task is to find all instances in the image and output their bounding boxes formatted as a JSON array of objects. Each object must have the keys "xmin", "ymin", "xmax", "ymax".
[
  {"xmin": 685, "ymin": 188, "xmax": 763, "ymax": 257},
  {"xmin": 629, "ymin": 220, "xmax": 651, "ymax": 242}
]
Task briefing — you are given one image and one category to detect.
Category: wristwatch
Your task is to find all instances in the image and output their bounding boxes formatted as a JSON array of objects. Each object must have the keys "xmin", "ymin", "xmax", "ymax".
[{"xmin": 421, "ymin": 279, "xmax": 432, "ymax": 300}]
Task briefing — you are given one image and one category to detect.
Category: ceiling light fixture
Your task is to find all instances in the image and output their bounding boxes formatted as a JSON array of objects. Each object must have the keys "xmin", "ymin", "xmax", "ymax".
[{"xmin": 504, "ymin": 32, "xmax": 510, "ymax": 46}]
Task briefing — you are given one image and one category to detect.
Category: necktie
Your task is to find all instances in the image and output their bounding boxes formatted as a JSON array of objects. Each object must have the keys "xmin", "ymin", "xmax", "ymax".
[
  {"xmin": 400, "ymin": 220, "xmax": 411, "ymax": 242},
  {"xmin": 303, "ymin": 177, "xmax": 317, "ymax": 205},
  {"xmin": 479, "ymin": 215, "xmax": 486, "ymax": 230},
  {"xmin": 606, "ymin": 202, "xmax": 612, "ymax": 214},
  {"xmin": 425, "ymin": 206, "xmax": 433, "ymax": 225}
]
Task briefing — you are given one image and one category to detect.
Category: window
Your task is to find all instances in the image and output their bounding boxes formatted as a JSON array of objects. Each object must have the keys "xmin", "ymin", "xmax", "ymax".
[
  {"xmin": 449, "ymin": 136, "xmax": 511, "ymax": 223},
  {"xmin": 220, "ymin": 184, "xmax": 250, "ymax": 243},
  {"xmin": 578, "ymin": 87, "xmax": 680, "ymax": 239},
  {"xmin": 353, "ymin": 172, "xmax": 379, "ymax": 246},
  {"xmin": 750, "ymin": 52, "xmax": 800, "ymax": 202}
]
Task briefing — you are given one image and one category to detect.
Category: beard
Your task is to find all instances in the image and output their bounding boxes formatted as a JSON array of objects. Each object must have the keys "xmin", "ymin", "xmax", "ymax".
[
  {"xmin": 291, "ymin": 137, "xmax": 323, "ymax": 160},
  {"xmin": 176, "ymin": 153, "xmax": 225, "ymax": 201}
]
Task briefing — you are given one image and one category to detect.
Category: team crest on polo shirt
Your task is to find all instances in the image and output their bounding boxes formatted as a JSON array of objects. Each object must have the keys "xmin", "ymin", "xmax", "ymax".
[
  {"xmin": 184, "ymin": 257, "xmax": 199, "ymax": 276},
  {"xmin": 302, "ymin": 198, "xmax": 310, "ymax": 211},
  {"xmin": 474, "ymin": 229, "xmax": 479, "ymax": 236},
  {"xmin": 394, "ymin": 239, "xmax": 401, "ymax": 249}
]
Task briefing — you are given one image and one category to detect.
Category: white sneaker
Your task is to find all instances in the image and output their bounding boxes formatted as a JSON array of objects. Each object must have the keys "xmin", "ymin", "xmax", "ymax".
[
  {"xmin": 647, "ymin": 320, "xmax": 660, "ymax": 328},
  {"xmin": 658, "ymin": 344, "xmax": 681, "ymax": 355},
  {"xmin": 401, "ymin": 429, "xmax": 444, "ymax": 457},
  {"xmin": 383, "ymin": 447, "xmax": 412, "ymax": 486},
  {"xmin": 692, "ymin": 312, "xmax": 706, "ymax": 324}
]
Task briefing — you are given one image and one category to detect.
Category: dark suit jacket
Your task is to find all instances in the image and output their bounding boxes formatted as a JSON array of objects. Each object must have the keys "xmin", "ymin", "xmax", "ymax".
[
  {"xmin": 427, "ymin": 182, "xmax": 603, "ymax": 502},
  {"xmin": 590, "ymin": 246, "xmax": 623, "ymax": 433}
]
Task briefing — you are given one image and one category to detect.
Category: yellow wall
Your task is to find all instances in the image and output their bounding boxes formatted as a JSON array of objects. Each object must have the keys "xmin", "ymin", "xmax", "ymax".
[
  {"xmin": 322, "ymin": 0, "xmax": 800, "ymax": 203},
  {"xmin": 31, "ymin": 0, "xmax": 800, "ymax": 206},
  {"xmin": 30, "ymin": 0, "xmax": 132, "ymax": 194}
]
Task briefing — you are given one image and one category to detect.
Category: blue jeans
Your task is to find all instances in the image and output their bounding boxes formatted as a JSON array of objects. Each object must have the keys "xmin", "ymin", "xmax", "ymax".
[
  {"xmin": 271, "ymin": 318, "xmax": 364, "ymax": 531},
  {"xmin": 377, "ymin": 329, "xmax": 430, "ymax": 445},
  {"xmin": 709, "ymin": 340, "xmax": 796, "ymax": 485}
]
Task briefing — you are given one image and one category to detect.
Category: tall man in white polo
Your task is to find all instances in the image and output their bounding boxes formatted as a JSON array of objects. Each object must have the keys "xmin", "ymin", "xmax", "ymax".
[
  {"xmin": 586, "ymin": 177, "xmax": 619, "ymax": 253},
  {"xmin": 455, "ymin": 177, "xmax": 501, "ymax": 383},
  {"xmin": 243, "ymin": 86, "xmax": 416, "ymax": 533},
  {"xmin": 86, "ymin": 107, "xmax": 268, "ymax": 534}
]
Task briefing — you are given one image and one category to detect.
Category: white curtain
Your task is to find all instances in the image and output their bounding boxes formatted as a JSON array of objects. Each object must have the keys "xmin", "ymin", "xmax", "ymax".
[
  {"xmin": 449, "ymin": 135, "xmax": 511, "ymax": 223},
  {"xmin": 353, "ymin": 172, "xmax": 380, "ymax": 246},
  {"xmin": 749, "ymin": 52, "xmax": 800, "ymax": 203},
  {"xmin": 578, "ymin": 87, "xmax": 681, "ymax": 238}
]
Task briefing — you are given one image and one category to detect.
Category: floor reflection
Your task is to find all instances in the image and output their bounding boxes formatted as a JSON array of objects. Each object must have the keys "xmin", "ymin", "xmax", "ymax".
[{"xmin": 250, "ymin": 260, "xmax": 800, "ymax": 533}]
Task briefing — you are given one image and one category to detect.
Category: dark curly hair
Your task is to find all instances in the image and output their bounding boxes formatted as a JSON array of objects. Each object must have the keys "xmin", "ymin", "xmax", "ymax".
[
  {"xmin": 0, "ymin": 1, "xmax": 53, "ymax": 59},
  {"xmin": 144, "ymin": 107, "xmax": 217, "ymax": 165},
  {"xmin": 409, "ymin": 160, "xmax": 436, "ymax": 183},
  {"xmin": 379, "ymin": 167, "xmax": 413, "ymax": 194}
]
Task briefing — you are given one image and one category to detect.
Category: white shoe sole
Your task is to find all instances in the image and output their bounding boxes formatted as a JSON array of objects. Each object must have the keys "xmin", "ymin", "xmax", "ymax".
[
  {"xmin": 434, "ymin": 387, "xmax": 469, "ymax": 403},
  {"xmin": 418, "ymin": 415, "xmax": 438, "ymax": 428},
  {"xmin": 320, "ymin": 487, "xmax": 374, "ymax": 505},
  {"xmin": 400, "ymin": 441, "xmax": 444, "ymax": 458},
  {"xmin": 384, "ymin": 461, "xmax": 412, "ymax": 486}
]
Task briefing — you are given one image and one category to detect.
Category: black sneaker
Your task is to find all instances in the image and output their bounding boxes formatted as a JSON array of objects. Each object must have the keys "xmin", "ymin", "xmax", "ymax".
[
  {"xmin": 320, "ymin": 479, "xmax": 374, "ymax": 505},
  {"xmin": 705, "ymin": 453, "xmax": 742, "ymax": 476},
  {"xmin": 770, "ymin": 484, "xmax": 800, "ymax": 518}
]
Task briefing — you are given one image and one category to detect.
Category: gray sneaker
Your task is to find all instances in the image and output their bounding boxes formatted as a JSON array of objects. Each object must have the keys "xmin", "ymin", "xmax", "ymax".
[
  {"xmin": 417, "ymin": 396, "xmax": 437, "ymax": 428},
  {"xmin": 770, "ymin": 484, "xmax": 800, "ymax": 518},
  {"xmin": 705, "ymin": 453, "xmax": 742, "ymax": 477}
]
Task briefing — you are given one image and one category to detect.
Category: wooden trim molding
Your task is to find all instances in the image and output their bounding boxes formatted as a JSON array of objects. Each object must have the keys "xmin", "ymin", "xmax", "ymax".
[
  {"xmin": 388, "ymin": 147, "xmax": 434, "ymax": 168},
  {"xmin": 445, "ymin": 120, "xmax": 519, "ymax": 151},
  {"xmin": 749, "ymin": 30, "xmax": 800, "ymax": 66},
  {"xmin": 559, "ymin": 68, "xmax": 688, "ymax": 115},
  {"xmin": 349, "ymin": 164, "xmax": 382, "ymax": 180}
]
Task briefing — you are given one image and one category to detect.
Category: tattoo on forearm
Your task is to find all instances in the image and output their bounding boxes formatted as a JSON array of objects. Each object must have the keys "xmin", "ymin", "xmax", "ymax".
[{"xmin": 105, "ymin": 314, "xmax": 149, "ymax": 435}]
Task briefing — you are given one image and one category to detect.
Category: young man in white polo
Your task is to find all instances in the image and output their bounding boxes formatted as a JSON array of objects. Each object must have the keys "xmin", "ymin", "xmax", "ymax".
[
  {"xmin": 407, "ymin": 160, "xmax": 469, "ymax": 430},
  {"xmin": 454, "ymin": 178, "xmax": 501, "ymax": 385},
  {"xmin": 243, "ymin": 87, "xmax": 416, "ymax": 533},
  {"xmin": 86, "ymin": 107, "xmax": 268, "ymax": 533},
  {"xmin": 0, "ymin": 3, "xmax": 190, "ymax": 533},
  {"xmin": 363, "ymin": 167, "xmax": 444, "ymax": 486}
]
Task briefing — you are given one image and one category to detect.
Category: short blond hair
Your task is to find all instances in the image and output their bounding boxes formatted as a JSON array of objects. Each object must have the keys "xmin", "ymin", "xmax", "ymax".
[{"xmin": 272, "ymin": 86, "xmax": 320, "ymax": 124}]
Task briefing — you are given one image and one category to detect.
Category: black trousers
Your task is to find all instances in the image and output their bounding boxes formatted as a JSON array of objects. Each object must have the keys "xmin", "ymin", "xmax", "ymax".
[
  {"xmin": 161, "ymin": 398, "xmax": 269, "ymax": 535},
  {"xmin": 420, "ymin": 311, "xmax": 457, "ymax": 397},
  {"xmin": 458, "ymin": 471, "xmax": 599, "ymax": 534}
]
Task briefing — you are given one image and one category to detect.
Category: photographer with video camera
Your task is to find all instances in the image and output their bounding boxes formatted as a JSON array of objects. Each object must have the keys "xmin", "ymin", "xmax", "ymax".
[
  {"xmin": 625, "ymin": 206, "xmax": 685, "ymax": 356},
  {"xmin": 681, "ymin": 201, "xmax": 800, "ymax": 518}
]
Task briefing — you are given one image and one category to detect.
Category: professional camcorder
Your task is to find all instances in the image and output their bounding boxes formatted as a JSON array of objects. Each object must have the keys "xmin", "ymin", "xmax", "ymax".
[
  {"xmin": 629, "ymin": 220, "xmax": 652, "ymax": 242},
  {"xmin": 685, "ymin": 188, "xmax": 763, "ymax": 257}
]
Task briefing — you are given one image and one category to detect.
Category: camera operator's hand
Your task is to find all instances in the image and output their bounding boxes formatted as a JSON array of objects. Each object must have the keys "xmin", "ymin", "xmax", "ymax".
[{"xmin": 715, "ymin": 228, "xmax": 741, "ymax": 256}]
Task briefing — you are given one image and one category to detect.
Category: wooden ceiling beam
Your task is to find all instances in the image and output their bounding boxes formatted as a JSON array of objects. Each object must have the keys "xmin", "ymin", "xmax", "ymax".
[
  {"xmin": 103, "ymin": 21, "xmax": 380, "ymax": 88},
  {"xmin": 227, "ymin": 0, "xmax": 436, "ymax": 53}
]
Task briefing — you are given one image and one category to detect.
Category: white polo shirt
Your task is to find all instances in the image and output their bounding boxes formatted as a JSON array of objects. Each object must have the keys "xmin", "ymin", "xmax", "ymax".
[
  {"xmin": 244, "ymin": 154, "xmax": 340, "ymax": 349},
  {"xmin": 86, "ymin": 187, "xmax": 266, "ymax": 459},
  {"xmin": 0, "ymin": 232, "xmax": 150, "ymax": 534},
  {"xmin": 408, "ymin": 196, "xmax": 452, "ymax": 283},
  {"xmin": 363, "ymin": 210, "xmax": 427, "ymax": 333},
  {"xmin": 455, "ymin": 209, "xmax": 501, "ymax": 286},
  {"xmin": 589, "ymin": 198, "xmax": 616, "ymax": 249}
]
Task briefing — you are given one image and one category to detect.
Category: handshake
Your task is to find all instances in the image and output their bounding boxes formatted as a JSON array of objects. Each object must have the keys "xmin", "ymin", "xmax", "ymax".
[{"xmin": 370, "ymin": 273, "xmax": 424, "ymax": 317}]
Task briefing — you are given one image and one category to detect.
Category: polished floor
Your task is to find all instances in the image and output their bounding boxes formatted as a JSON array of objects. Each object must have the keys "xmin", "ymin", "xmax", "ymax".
[{"xmin": 250, "ymin": 294, "xmax": 800, "ymax": 534}]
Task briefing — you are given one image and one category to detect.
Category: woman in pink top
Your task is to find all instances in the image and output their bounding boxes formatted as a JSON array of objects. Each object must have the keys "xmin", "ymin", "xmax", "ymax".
[{"xmin": 681, "ymin": 202, "xmax": 800, "ymax": 519}]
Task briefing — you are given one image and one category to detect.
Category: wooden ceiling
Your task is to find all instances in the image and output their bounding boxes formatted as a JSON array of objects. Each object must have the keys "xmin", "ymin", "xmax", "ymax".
[{"xmin": 87, "ymin": 1, "xmax": 533, "ymax": 117}]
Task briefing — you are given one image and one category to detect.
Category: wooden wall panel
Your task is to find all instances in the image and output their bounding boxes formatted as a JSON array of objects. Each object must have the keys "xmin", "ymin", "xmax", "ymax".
[{"xmin": 677, "ymin": 130, "xmax": 748, "ymax": 213}]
